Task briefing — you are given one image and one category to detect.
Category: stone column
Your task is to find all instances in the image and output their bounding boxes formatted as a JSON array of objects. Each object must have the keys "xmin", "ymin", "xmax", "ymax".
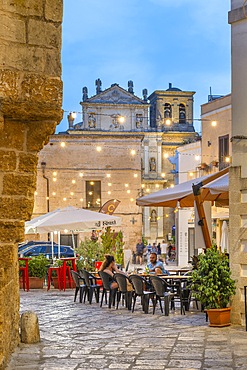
[
  {"xmin": 229, "ymin": 1, "xmax": 247, "ymax": 324},
  {"xmin": 0, "ymin": 1, "xmax": 63, "ymax": 367}
]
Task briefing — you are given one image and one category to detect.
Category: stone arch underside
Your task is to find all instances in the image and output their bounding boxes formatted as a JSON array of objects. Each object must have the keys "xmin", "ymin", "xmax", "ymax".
[{"xmin": 0, "ymin": 1, "xmax": 63, "ymax": 367}]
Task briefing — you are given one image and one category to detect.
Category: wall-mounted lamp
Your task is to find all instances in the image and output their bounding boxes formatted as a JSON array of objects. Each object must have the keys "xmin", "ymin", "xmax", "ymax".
[{"xmin": 207, "ymin": 141, "xmax": 211, "ymax": 147}]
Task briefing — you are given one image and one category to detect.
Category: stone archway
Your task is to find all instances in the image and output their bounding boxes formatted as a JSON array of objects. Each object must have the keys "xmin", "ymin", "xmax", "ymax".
[{"xmin": 0, "ymin": 2, "xmax": 63, "ymax": 367}]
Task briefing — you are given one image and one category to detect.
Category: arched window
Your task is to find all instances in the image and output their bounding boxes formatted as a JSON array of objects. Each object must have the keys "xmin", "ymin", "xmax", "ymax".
[
  {"xmin": 164, "ymin": 103, "xmax": 172, "ymax": 119},
  {"xmin": 179, "ymin": 103, "xmax": 186, "ymax": 123}
]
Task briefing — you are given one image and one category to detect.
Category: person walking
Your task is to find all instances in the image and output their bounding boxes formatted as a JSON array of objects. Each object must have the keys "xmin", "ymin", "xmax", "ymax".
[{"xmin": 135, "ymin": 239, "xmax": 145, "ymax": 265}]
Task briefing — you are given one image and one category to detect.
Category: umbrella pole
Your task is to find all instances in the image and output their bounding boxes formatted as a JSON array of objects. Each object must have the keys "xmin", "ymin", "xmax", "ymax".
[
  {"xmin": 193, "ymin": 184, "xmax": 212, "ymax": 249},
  {"xmin": 51, "ymin": 232, "xmax": 54, "ymax": 260},
  {"xmin": 71, "ymin": 231, "xmax": 75, "ymax": 249},
  {"xmin": 58, "ymin": 231, "xmax": 61, "ymax": 259}
]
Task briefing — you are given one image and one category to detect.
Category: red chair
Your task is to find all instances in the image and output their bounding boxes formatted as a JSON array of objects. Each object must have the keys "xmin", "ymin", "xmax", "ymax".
[
  {"xmin": 95, "ymin": 261, "xmax": 103, "ymax": 286},
  {"xmin": 60, "ymin": 258, "xmax": 77, "ymax": 290},
  {"xmin": 95, "ymin": 261, "xmax": 103, "ymax": 271},
  {"xmin": 19, "ymin": 258, "xmax": 30, "ymax": 292}
]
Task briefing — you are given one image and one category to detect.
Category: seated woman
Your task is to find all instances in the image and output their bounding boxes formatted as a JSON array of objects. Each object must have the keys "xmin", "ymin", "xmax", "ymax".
[{"xmin": 99, "ymin": 254, "xmax": 125, "ymax": 289}]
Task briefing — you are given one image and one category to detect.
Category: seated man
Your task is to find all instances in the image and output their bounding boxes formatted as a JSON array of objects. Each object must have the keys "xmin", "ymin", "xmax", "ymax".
[{"xmin": 146, "ymin": 252, "xmax": 170, "ymax": 275}]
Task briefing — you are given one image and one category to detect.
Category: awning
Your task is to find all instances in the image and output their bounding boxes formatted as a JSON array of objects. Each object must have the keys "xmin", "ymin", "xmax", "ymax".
[{"xmin": 136, "ymin": 168, "xmax": 229, "ymax": 208}]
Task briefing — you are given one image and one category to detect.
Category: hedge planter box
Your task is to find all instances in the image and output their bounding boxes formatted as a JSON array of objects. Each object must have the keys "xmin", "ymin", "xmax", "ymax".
[
  {"xmin": 20, "ymin": 277, "xmax": 44, "ymax": 289},
  {"xmin": 52, "ymin": 277, "xmax": 76, "ymax": 289},
  {"xmin": 207, "ymin": 307, "xmax": 232, "ymax": 327}
]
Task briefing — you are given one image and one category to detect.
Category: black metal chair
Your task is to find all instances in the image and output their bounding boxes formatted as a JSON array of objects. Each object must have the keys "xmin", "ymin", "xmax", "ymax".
[
  {"xmin": 70, "ymin": 270, "xmax": 86, "ymax": 303},
  {"xmin": 98, "ymin": 271, "xmax": 118, "ymax": 309},
  {"xmin": 80, "ymin": 269, "xmax": 101, "ymax": 304},
  {"xmin": 114, "ymin": 273, "xmax": 132, "ymax": 311},
  {"xmin": 128, "ymin": 274, "xmax": 155, "ymax": 314},
  {"xmin": 149, "ymin": 275, "xmax": 172, "ymax": 315},
  {"xmin": 165, "ymin": 277, "xmax": 186, "ymax": 315}
]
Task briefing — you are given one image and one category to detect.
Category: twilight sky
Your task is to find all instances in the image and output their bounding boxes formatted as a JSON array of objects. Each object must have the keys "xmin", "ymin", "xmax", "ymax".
[{"xmin": 59, "ymin": 0, "xmax": 231, "ymax": 134}]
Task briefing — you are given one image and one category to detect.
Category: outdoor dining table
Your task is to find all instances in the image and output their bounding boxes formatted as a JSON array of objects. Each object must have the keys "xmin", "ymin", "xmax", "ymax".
[
  {"xmin": 166, "ymin": 269, "xmax": 192, "ymax": 275},
  {"xmin": 59, "ymin": 257, "xmax": 77, "ymax": 290}
]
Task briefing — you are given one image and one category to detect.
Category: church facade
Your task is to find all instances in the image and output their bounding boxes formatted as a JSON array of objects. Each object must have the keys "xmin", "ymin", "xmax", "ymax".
[{"xmin": 34, "ymin": 80, "xmax": 198, "ymax": 250}]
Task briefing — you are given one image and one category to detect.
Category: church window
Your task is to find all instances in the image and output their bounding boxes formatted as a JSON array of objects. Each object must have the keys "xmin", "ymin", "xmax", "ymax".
[
  {"xmin": 179, "ymin": 103, "xmax": 186, "ymax": 123},
  {"xmin": 86, "ymin": 181, "xmax": 101, "ymax": 209},
  {"xmin": 164, "ymin": 103, "xmax": 172, "ymax": 119},
  {"xmin": 136, "ymin": 114, "xmax": 143, "ymax": 128}
]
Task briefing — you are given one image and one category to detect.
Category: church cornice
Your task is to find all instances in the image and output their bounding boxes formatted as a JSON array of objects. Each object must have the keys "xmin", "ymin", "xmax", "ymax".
[{"xmin": 81, "ymin": 84, "xmax": 148, "ymax": 106}]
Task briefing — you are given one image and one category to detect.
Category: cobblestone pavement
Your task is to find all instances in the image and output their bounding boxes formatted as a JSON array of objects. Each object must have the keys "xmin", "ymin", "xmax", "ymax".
[{"xmin": 7, "ymin": 289, "xmax": 247, "ymax": 370}]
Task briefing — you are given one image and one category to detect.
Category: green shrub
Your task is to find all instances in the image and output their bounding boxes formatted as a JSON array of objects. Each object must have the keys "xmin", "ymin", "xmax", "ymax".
[
  {"xmin": 191, "ymin": 246, "xmax": 236, "ymax": 309},
  {"xmin": 28, "ymin": 255, "xmax": 49, "ymax": 278},
  {"xmin": 75, "ymin": 228, "xmax": 125, "ymax": 271}
]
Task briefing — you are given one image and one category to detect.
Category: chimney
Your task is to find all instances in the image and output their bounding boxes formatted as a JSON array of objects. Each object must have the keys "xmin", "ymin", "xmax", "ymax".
[{"xmin": 169, "ymin": 83, "xmax": 172, "ymax": 89}]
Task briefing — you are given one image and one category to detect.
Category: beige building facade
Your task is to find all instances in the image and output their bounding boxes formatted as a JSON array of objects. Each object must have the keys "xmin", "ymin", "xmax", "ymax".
[
  {"xmin": 201, "ymin": 94, "xmax": 232, "ymax": 172},
  {"xmin": 32, "ymin": 81, "xmax": 198, "ymax": 249}
]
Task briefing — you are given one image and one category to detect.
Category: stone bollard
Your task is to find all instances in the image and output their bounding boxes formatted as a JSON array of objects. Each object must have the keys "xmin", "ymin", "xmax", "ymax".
[{"xmin": 20, "ymin": 311, "xmax": 40, "ymax": 344}]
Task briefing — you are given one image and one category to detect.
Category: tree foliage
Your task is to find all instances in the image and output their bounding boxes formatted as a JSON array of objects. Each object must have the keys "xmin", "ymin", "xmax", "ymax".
[{"xmin": 75, "ymin": 227, "xmax": 125, "ymax": 270}]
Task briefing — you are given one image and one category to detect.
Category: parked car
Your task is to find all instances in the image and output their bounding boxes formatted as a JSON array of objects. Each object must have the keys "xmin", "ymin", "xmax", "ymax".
[
  {"xmin": 18, "ymin": 242, "xmax": 75, "ymax": 259},
  {"xmin": 18, "ymin": 241, "xmax": 58, "ymax": 253}
]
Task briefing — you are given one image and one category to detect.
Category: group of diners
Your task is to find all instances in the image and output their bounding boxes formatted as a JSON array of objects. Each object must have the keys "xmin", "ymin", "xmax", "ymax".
[{"xmin": 74, "ymin": 253, "xmax": 192, "ymax": 315}]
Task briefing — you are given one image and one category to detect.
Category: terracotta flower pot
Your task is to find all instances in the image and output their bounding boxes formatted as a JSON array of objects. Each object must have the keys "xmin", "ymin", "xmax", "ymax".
[{"xmin": 206, "ymin": 307, "xmax": 231, "ymax": 327}]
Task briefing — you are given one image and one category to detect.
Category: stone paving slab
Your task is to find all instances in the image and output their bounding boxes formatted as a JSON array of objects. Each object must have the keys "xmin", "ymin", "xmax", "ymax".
[{"xmin": 6, "ymin": 289, "xmax": 247, "ymax": 370}]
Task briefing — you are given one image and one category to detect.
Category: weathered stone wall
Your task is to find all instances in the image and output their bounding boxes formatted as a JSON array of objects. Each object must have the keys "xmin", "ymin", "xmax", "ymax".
[
  {"xmin": 229, "ymin": 1, "xmax": 247, "ymax": 325},
  {"xmin": 0, "ymin": 1, "xmax": 63, "ymax": 367},
  {"xmin": 229, "ymin": 166, "xmax": 247, "ymax": 324}
]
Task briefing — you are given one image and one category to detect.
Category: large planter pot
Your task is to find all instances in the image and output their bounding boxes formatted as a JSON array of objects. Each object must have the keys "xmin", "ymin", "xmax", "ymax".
[{"xmin": 207, "ymin": 307, "xmax": 231, "ymax": 327}]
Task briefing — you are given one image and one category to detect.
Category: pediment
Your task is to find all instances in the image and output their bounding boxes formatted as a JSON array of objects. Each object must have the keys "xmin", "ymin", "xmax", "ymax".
[{"xmin": 86, "ymin": 85, "xmax": 146, "ymax": 105}]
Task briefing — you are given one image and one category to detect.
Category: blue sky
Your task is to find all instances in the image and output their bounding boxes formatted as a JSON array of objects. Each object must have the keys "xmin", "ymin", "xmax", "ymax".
[{"xmin": 59, "ymin": 0, "xmax": 231, "ymax": 133}]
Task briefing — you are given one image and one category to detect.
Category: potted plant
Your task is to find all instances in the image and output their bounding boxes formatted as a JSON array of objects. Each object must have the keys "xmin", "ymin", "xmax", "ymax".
[
  {"xmin": 191, "ymin": 246, "xmax": 236, "ymax": 327},
  {"xmin": 28, "ymin": 255, "xmax": 49, "ymax": 289}
]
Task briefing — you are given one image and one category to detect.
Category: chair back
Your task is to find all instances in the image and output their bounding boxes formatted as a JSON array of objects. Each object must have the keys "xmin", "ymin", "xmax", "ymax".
[
  {"xmin": 149, "ymin": 275, "xmax": 167, "ymax": 296},
  {"xmin": 114, "ymin": 273, "xmax": 129, "ymax": 292},
  {"xmin": 129, "ymin": 274, "xmax": 146, "ymax": 295},
  {"xmin": 71, "ymin": 270, "xmax": 83, "ymax": 288},
  {"xmin": 81, "ymin": 269, "xmax": 94, "ymax": 287},
  {"xmin": 98, "ymin": 270, "xmax": 112, "ymax": 290}
]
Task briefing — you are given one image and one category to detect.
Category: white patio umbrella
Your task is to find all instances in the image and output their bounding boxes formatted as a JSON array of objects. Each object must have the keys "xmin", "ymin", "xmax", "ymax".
[
  {"xmin": 25, "ymin": 206, "xmax": 121, "ymax": 233},
  {"xmin": 25, "ymin": 206, "xmax": 122, "ymax": 258},
  {"xmin": 220, "ymin": 220, "xmax": 229, "ymax": 253}
]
